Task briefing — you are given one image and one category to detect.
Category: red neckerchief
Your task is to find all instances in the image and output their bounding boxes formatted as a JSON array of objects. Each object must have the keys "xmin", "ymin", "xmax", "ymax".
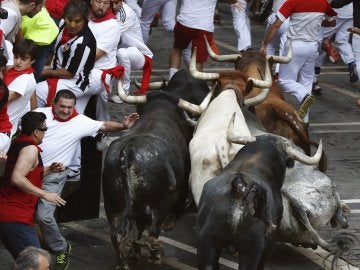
[
  {"xmin": 3, "ymin": 67, "xmax": 34, "ymax": 86},
  {"xmin": 90, "ymin": 9, "xmax": 115, "ymax": 22},
  {"xmin": 59, "ymin": 27, "xmax": 76, "ymax": 45},
  {"xmin": 15, "ymin": 134, "xmax": 42, "ymax": 152},
  {"xmin": 51, "ymin": 105, "xmax": 79, "ymax": 122}
]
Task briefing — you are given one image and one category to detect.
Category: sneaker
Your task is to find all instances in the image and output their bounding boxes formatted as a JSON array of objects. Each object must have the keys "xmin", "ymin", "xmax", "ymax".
[
  {"xmin": 322, "ymin": 38, "xmax": 340, "ymax": 63},
  {"xmin": 67, "ymin": 169, "xmax": 80, "ymax": 181},
  {"xmin": 55, "ymin": 243, "xmax": 71, "ymax": 270},
  {"xmin": 298, "ymin": 94, "xmax": 316, "ymax": 119},
  {"xmin": 110, "ymin": 95, "xmax": 123, "ymax": 104},
  {"xmin": 349, "ymin": 63, "xmax": 359, "ymax": 83},
  {"xmin": 312, "ymin": 82, "xmax": 322, "ymax": 95}
]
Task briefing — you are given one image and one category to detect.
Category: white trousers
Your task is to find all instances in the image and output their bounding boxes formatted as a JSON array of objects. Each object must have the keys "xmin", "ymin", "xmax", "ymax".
[
  {"xmin": 266, "ymin": 15, "xmax": 289, "ymax": 74},
  {"xmin": 266, "ymin": 15, "xmax": 289, "ymax": 57},
  {"xmin": 140, "ymin": 0, "xmax": 177, "ymax": 43},
  {"xmin": 117, "ymin": 46, "xmax": 145, "ymax": 92},
  {"xmin": 279, "ymin": 40, "xmax": 319, "ymax": 122},
  {"xmin": 352, "ymin": 33, "xmax": 360, "ymax": 78},
  {"xmin": 36, "ymin": 79, "xmax": 93, "ymax": 114},
  {"xmin": 125, "ymin": 0, "xmax": 142, "ymax": 18},
  {"xmin": 0, "ymin": 133, "xmax": 10, "ymax": 153},
  {"xmin": 232, "ymin": 5, "xmax": 251, "ymax": 51}
]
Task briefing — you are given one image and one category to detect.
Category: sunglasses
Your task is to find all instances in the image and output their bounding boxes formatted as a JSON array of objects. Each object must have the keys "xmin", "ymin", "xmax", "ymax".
[{"xmin": 37, "ymin": 127, "xmax": 48, "ymax": 132}]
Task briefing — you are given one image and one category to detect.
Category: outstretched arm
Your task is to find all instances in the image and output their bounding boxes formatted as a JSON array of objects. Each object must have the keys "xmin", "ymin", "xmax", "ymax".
[
  {"xmin": 100, "ymin": 112, "xmax": 140, "ymax": 132},
  {"xmin": 260, "ymin": 18, "xmax": 283, "ymax": 54}
]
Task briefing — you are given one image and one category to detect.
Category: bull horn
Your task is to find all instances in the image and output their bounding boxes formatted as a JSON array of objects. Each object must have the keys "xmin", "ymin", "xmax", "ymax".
[
  {"xmin": 189, "ymin": 47, "xmax": 220, "ymax": 80},
  {"xmin": 204, "ymin": 35, "xmax": 241, "ymax": 62},
  {"xmin": 183, "ymin": 111, "xmax": 197, "ymax": 127},
  {"xmin": 117, "ymin": 80, "xmax": 147, "ymax": 103},
  {"xmin": 247, "ymin": 57, "xmax": 272, "ymax": 88},
  {"xmin": 226, "ymin": 112, "xmax": 256, "ymax": 144},
  {"xmin": 244, "ymin": 88, "xmax": 269, "ymax": 106},
  {"xmin": 177, "ymin": 82, "xmax": 216, "ymax": 115},
  {"xmin": 286, "ymin": 139, "xmax": 323, "ymax": 165},
  {"xmin": 267, "ymin": 40, "xmax": 292, "ymax": 63},
  {"xmin": 134, "ymin": 78, "xmax": 167, "ymax": 90}
]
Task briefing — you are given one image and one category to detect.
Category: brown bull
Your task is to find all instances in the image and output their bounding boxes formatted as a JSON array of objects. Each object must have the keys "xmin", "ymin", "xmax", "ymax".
[{"xmin": 203, "ymin": 39, "xmax": 327, "ymax": 172}]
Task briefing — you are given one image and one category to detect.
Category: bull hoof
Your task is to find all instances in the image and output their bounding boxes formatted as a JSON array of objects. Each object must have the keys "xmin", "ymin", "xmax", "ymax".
[
  {"xmin": 147, "ymin": 248, "xmax": 161, "ymax": 265},
  {"xmin": 115, "ymin": 264, "xmax": 130, "ymax": 270},
  {"xmin": 148, "ymin": 254, "xmax": 161, "ymax": 266},
  {"xmin": 162, "ymin": 215, "xmax": 176, "ymax": 231},
  {"xmin": 129, "ymin": 249, "xmax": 141, "ymax": 262}
]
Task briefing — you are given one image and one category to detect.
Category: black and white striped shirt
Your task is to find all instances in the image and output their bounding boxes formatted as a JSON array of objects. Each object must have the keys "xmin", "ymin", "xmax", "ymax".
[{"xmin": 52, "ymin": 24, "xmax": 97, "ymax": 91}]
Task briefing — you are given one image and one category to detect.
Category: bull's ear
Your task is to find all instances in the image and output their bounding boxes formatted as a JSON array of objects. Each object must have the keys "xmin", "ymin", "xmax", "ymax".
[
  {"xmin": 231, "ymin": 175, "xmax": 248, "ymax": 197},
  {"xmin": 285, "ymin": 157, "xmax": 295, "ymax": 168}
]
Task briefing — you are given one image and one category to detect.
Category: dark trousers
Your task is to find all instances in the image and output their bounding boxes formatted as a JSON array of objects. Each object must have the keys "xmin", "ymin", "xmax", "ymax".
[
  {"xmin": 33, "ymin": 44, "xmax": 51, "ymax": 83},
  {"xmin": 0, "ymin": 222, "xmax": 40, "ymax": 259}
]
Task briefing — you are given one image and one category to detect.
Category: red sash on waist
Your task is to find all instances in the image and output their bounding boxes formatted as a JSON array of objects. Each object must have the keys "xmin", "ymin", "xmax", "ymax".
[
  {"xmin": 101, "ymin": 65, "xmax": 125, "ymax": 93},
  {"xmin": 46, "ymin": 78, "xmax": 59, "ymax": 106}
]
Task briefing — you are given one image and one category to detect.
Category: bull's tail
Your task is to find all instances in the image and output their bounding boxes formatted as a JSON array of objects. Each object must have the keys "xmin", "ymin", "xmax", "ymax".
[
  {"xmin": 286, "ymin": 194, "xmax": 358, "ymax": 269},
  {"xmin": 106, "ymin": 146, "xmax": 139, "ymax": 268},
  {"xmin": 323, "ymin": 231, "xmax": 359, "ymax": 270}
]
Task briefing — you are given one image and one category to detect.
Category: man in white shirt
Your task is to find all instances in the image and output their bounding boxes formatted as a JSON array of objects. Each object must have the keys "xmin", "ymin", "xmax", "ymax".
[
  {"xmin": 87, "ymin": 0, "xmax": 121, "ymax": 121},
  {"xmin": 35, "ymin": 89, "xmax": 138, "ymax": 270},
  {"xmin": 110, "ymin": 0, "xmax": 153, "ymax": 103},
  {"xmin": 260, "ymin": 0, "xmax": 337, "ymax": 123}
]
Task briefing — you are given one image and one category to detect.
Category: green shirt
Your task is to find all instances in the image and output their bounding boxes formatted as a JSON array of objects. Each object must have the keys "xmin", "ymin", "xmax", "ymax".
[{"xmin": 21, "ymin": 7, "xmax": 59, "ymax": 46}]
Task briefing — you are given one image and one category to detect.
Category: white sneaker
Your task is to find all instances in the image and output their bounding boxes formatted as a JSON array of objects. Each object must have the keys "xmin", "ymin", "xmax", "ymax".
[{"xmin": 110, "ymin": 95, "xmax": 123, "ymax": 104}]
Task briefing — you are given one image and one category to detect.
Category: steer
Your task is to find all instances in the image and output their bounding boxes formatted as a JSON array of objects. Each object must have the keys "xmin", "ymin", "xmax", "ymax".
[
  {"xmin": 102, "ymin": 70, "xmax": 213, "ymax": 270},
  {"xmin": 204, "ymin": 38, "xmax": 327, "ymax": 172},
  {"xmin": 197, "ymin": 114, "xmax": 323, "ymax": 270}
]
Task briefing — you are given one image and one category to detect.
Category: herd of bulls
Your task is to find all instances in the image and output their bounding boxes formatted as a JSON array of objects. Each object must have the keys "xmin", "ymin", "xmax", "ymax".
[{"xmin": 101, "ymin": 43, "xmax": 358, "ymax": 270}]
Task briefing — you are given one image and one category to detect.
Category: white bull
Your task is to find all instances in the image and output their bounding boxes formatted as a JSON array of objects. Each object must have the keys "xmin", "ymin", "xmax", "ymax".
[
  {"xmin": 189, "ymin": 89, "xmax": 254, "ymax": 205},
  {"xmin": 189, "ymin": 48, "xmax": 271, "ymax": 206}
]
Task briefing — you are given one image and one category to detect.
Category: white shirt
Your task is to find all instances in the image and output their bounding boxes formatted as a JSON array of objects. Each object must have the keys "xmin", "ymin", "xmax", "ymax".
[
  {"xmin": 7, "ymin": 73, "xmax": 36, "ymax": 136},
  {"xmin": 117, "ymin": 3, "xmax": 153, "ymax": 58},
  {"xmin": 35, "ymin": 107, "xmax": 103, "ymax": 166},
  {"xmin": 334, "ymin": 3, "xmax": 353, "ymax": 19},
  {"xmin": 177, "ymin": 0, "xmax": 217, "ymax": 33},
  {"xmin": 88, "ymin": 18, "xmax": 121, "ymax": 69}
]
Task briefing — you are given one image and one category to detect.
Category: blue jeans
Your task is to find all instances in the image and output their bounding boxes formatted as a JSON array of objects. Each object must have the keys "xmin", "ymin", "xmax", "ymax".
[
  {"xmin": 0, "ymin": 222, "xmax": 40, "ymax": 258},
  {"xmin": 33, "ymin": 44, "xmax": 51, "ymax": 82}
]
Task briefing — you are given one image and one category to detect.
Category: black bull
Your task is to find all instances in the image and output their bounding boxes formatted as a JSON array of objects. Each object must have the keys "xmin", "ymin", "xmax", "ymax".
[
  {"xmin": 197, "ymin": 135, "xmax": 296, "ymax": 270},
  {"xmin": 102, "ymin": 70, "xmax": 209, "ymax": 269}
]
